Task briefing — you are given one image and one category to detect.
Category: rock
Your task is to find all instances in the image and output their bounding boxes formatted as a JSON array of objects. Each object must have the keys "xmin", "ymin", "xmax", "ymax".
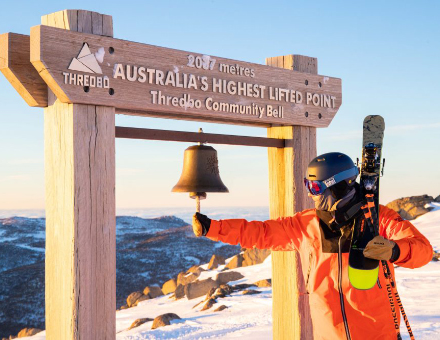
[
  {"xmin": 187, "ymin": 265, "xmax": 199, "ymax": 273},
  {"xmin": 212, "ymin": 288, "xmax": 226, "ymax": 298},
  {"xmin": 225, "ymin": 253, "xmax": 244, "ymax": 269},
  {"xmin": 151, "ymin": 313, "xmax": 181, "ymax": 329},
  {"xmin": 17, "ymin": 328, "xmax": 43, "ymax": 337},
  {"xmin": 174, "ymin": 284, "xmax": 185, "ymax": 299},
  {"xmin": 192, "ymin": 300, "xmax": 204, "ymax": 309},
  {"xmin": 135, "ymin": 294, "xmax": 150, "ymax": 305},
  {"xmin": 201, "ymin": 297, "xmax": 216, "ymax": 311},
  {"xmin": 162, "ymin": 278, "xmax": 177, "ymax": 295},
  {"xmin": 242, "ymin": 289, "xmax": 261, "ymax": 295},
  {"xmin": 127, "ymin": 291, "xmax": 143, "ymax": 307},
  {"xmin": 214, "ymin": 305, "xmax": 228, "ymax": 312},
  {"xmin": 187, "ymin": 265, "xmax": 205, "ymax": 275},
  {"xmin": 205, "ymin": 287, "xmax": 217, "ymax": 300},
  {"xmin": 386, "ymin": 195, "xmax": 434, "ymax": 220},
  {"xmin": 233, "ymin": 283, "xmax": 257, "ymax": 291},
  {"xmin": 212, "ymin": 284, "xmax": 233, "ymax": 298},
  {"xmin": 242, "ymin": 248, "xmax": 271, "ymax": 267},
  {"xmin": 254, "ymin": 279, "xmax": 272, "ymax": 287},
  {"xmin": 184, "ymin": 278, "xmax": 220, "ymax": 300},
  {"xmin": 128, "ymin": 318, "xmax": 154, "ymax": 330},
  {"xmin": 177, "ymin": 272, "xmax": 199, "ymax": 286},
  {"xmin": 215, "ymin": 271, "xmax": 244, "ymax": 285},
  {"xmin": 208, "ymin": 254, "xmax": 226, "ymax": 270},
  {"xmin": 176, "ymin": 271, "xmax": 184, "ymax": 284},
  {"xmin": 435, "ymin": 195, "xmax": 440, "ymax": 203},
  {"xmin": 143, "ymin": 286, "xmax": 163, "ymax": 299}
]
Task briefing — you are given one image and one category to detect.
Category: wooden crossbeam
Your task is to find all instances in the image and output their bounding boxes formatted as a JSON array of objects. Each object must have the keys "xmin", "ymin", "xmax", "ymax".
[{"xmin": 115, "ymin": 126, "xmax": 286, "ymax": 148}]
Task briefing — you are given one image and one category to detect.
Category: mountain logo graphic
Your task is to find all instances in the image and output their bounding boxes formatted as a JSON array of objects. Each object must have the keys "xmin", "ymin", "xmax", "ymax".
[{"xmin": 68, "ymin": 43, "xmax": 103, "ymax": 74}]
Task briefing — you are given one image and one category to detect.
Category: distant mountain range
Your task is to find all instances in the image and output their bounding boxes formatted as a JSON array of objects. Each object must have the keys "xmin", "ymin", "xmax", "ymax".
[{"xmin": 0, "ymin": 215, "xmax": 241, "ymax": 338}]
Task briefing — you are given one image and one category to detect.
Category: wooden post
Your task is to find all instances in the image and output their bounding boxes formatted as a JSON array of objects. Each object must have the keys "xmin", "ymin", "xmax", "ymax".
[
  {"xmin": 43, "ymin": 10, "xmax": 116, "ymax": 340},
  {"xmin": 267, "ymin": 55, "xmax": 317, "ymax": 339}
]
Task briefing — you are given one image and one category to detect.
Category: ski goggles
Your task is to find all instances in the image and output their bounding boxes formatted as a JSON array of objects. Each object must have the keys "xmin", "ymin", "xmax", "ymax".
[{"xmin": 304, "ymin": 167, "xmax": 359, "ymax": 196}]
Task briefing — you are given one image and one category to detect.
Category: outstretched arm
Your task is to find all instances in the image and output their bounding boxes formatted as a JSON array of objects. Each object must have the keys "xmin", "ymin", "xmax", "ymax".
[
  {"xmin": 205, "ymin": 215, "xmax": 304, "ymax": 251},
  {"xmin": 379, "ymin": 205, "xmax": 433, "ymax": 269}
]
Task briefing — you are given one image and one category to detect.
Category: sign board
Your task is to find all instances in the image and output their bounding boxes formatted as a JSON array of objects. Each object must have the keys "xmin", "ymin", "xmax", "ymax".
[{"xmin": 31, "ymin": 25, "xmax": 342, "ymax": 127}]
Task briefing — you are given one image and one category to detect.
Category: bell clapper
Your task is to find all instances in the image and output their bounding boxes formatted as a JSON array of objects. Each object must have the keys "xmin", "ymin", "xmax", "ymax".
[
  {"xmin": 198, "ymin": 127, "xmax": 205, "ymax": 146},
  {"xmin": 190, "ymin": 191, "xmax": 206, "ymax": 213},
  {"xmin": 196, "ymin": 195, "xmax": 200, "ymax": 213}
]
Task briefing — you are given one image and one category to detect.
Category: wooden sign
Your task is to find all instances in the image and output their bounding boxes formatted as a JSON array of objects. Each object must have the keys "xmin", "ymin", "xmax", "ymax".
[
  {"xmin": 0, "ymin": 33, "xmax": 47, "ymax": 107},
  {"xmin": 31, "ymin": 25, "xmax": 342, "ymax": 127}
]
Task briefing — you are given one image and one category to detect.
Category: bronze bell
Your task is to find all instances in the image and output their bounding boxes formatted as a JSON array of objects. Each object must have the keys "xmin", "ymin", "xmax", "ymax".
[{"xmin": 172, "ymin": 137, "xmax": 228, "ymax": 212}]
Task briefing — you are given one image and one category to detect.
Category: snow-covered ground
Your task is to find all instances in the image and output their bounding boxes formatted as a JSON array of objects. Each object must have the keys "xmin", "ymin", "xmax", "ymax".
[
  {"xmin": 393, "ymin": 202, "xmax": 440, "ymax": 339},
  {"xmin": 20, "ymin": 203, "xmax": 440, "ymax": 339}
]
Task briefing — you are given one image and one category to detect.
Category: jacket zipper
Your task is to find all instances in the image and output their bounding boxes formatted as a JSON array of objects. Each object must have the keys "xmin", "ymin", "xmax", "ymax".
[
  {"xmin": 338, "ymin": 231, "xmax": 352, "ymax": 340},
  {"xmin": 305, "ymin": 250, "xmax": 313, "ymax": 293}
]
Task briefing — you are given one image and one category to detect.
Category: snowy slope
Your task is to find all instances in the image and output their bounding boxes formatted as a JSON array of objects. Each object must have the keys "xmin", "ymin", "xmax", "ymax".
[
  {"xmin": 21, "ymin": 203, "xmax": 440, "ymax": 340},
  {"xmin": 394, "ymin": 202, "xmax": 440, "ymax": 339}
]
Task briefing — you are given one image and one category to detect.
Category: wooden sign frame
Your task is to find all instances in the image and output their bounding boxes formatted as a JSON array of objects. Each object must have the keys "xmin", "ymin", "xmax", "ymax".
[{"xmin": 30, "ymin": 24, "xmax": 341, "ymax": 127}]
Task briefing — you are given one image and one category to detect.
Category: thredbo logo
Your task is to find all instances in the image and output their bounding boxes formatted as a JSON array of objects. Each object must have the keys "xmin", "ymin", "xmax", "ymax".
[{"xmin": 63, "ymin": 43, "xmax": 110, "ymax": 89}]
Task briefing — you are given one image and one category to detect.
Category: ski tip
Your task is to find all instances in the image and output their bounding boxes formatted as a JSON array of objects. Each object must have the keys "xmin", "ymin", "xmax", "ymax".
[
  {"xmin": 363, "ymin": 115, "xmax": 385, "ymax": 129},
  {"xmin": 348, "ymin": 265, "xmax": 379, "ymax": 290}
]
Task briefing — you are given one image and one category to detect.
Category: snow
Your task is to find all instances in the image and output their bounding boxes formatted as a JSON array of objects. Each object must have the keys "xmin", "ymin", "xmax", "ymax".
[
  {"xmin": 18, "ymin": 203, "xmax": 440, "ymax": 340},
  {"xmin": 396, "ymin": 262, "xmax": 440, "ymax": 339},
  {"xmin": 394, "ymin": 202, "xmax": 440, "ymax": 339},
  {"xmin": 113, "ymin": 255, "xmax": 273, "ymax": 340},
  {"xmin": 95, "ymin": 47, "xmax": 105, "ymax": 63}
]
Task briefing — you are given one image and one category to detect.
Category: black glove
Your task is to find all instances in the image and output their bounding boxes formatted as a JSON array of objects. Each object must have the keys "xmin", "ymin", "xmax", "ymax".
[
  {"xmin": 390, "ymin": 243, "xmax": 401, "ymax": 263},
  {"xmin": 192, "ymin": 212, "xmax": 211, "ymax": 237}
]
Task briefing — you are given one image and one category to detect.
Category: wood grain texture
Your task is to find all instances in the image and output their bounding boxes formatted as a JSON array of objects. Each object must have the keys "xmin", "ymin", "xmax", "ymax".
[
  {"xmin": 102, "ymin": 15, "xmax": 113, "ymax": 37},
  {"xmin": 43, "ymin": 10, "xmax": 116, "ymax": 340},
  {"xmin": 0, "ymin": 33, "xmax": 47, "ymax": 107},
  {"xmin": 267, "ymin": 54, "xmax": 317, "ymax": 340},
  {"xmin": 30, "ymin": 25, "xmax": 341, "ymax": 127},
  {"xmin": 115, "ymin": 126, "xmax": 286, "ymax": 147},
  {"xmin": 42, "ymin": 10, "xmax": 111, "ymax": 36},
  {"xmin": 45, "ymin": 100, "xmax": 116, "ymax": 340}
]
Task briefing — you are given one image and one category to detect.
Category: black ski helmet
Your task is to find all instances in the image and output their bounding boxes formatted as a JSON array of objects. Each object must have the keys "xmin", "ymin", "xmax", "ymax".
[{"xmin": 306, "ymin": 152, "xmax": 358, "ymax": 198}]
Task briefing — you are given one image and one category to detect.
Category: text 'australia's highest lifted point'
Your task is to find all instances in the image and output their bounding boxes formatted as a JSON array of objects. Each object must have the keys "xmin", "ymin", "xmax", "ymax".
[{"xmin": 111, "ymin": 62, "xmax": 334, "ymax": 118}]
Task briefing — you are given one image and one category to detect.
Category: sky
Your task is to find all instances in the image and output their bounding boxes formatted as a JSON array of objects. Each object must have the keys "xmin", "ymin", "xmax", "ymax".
[{"xmin": 0, "ymin": 0, "xmax": 439, "ymax": 211}]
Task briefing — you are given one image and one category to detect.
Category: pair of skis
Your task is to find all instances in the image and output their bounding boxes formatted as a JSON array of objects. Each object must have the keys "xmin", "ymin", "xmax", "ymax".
[
  {"xmin": 348, "ymin": 115, "xmax": 385, "ymax": 288},
  {"xmin": 348, "ymin": 115, "xmax": 414, "ymax": 339}
]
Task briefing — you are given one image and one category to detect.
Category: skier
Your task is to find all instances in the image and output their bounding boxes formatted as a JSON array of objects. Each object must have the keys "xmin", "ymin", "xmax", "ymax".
[{"xmin": 192, "ymin": 152, "xmax": 433, "ymax": 340}]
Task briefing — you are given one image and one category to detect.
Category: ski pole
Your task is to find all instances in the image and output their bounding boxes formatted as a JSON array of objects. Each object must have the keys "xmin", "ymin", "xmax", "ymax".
[
  {"xmin": 362, "ymin": 194, "xmax": 415, "ymax": 340},
  {"xmin": 382, "ymin": 260, "xmax": 415, "ymax": 340}
]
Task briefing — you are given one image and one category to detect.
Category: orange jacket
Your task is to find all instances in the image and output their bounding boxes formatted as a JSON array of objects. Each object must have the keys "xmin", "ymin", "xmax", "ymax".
[{"xmin": 206, "ymin": 205, "xmax": 433, "ymax": 340}]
